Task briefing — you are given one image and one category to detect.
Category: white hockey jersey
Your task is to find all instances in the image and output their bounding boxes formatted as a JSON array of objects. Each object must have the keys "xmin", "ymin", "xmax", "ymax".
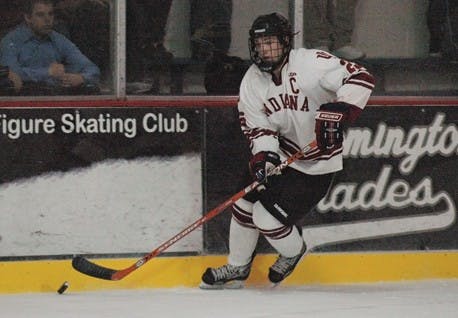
[{"xmin": 238, "ymin": 48, "xmax": 375, "ymax": 175}]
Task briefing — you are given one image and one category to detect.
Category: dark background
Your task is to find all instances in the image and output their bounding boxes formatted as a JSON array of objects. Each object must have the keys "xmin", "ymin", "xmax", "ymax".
[{"xmin": 204, "ymin": 106, "xmax": 458, "ymax": 253}]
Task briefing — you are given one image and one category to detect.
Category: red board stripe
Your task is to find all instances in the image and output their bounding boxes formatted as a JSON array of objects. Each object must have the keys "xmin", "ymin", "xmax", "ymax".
[{"xmin": 0, "ymin": 95, "xmax": 456, "ymax": 108}]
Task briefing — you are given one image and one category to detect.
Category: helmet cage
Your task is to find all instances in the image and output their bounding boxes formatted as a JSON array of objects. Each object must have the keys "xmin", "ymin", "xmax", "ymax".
[{"xmin": 249, "ymin": 13, "xmax": 293, "ymax": 72}]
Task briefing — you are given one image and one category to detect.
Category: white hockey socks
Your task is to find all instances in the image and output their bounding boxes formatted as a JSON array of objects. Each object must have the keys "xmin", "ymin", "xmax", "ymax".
[{"xmin": 228, "ymin": 199, "xmax": 259, "ymax": 266}]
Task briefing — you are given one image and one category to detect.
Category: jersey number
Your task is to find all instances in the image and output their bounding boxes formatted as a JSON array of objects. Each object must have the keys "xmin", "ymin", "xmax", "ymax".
[{"xmin": 316, "ymin": 51, "xmax": 362, "ymax": 74}]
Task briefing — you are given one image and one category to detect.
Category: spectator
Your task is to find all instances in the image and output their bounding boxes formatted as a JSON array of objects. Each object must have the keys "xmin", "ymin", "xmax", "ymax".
[
  {"xmin": 125, "ymin": 0, "xmax": 234, "ymax": 94},
  {"xmin": 0, "ymin": 0, "xmax": 100, "ymax": 95},
  {"xmin": 427, "ymin": 0, "xmax": 458, "ymax": 60},
  {"xmin": 190, "ymin": 0, "xmax": 232, "ymax": 60},
  {"xmin": 303, "ymin": 0, "xmax": 365, "ymax": 60},
  {"xmin": 126, "ymin": 0, "xmax": 173, "ymax": 86},
  {"xmin": 188, "ymin": 0, "xmax": 249, "ymax": 95}
]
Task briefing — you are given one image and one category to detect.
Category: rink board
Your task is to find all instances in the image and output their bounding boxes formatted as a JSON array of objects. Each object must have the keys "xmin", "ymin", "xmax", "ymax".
[
  {"xmin": 1, "ymin": 252, "xmax": 458, "ymax": 294},
  {"xmin": 0, "ymin": 97, "xmax": 456, "ymax": 294}
]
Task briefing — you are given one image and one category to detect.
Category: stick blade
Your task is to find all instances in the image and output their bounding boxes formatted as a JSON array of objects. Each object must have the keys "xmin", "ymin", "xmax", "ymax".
[{"xmin": 72, "ymin": 256, "xmax": 117, "ymax": 280}]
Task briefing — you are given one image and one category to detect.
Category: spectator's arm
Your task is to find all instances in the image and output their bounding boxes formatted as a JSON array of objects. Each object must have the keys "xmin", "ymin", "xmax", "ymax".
[
  {"xmin": 8, "ymin": 70, "xmax": 22, "ymax": 91},
  {"xmin": 0, "ymin": 39, "xmax": 52, "ymax": 83},
  {"xmin": 57, "ymin": 35, "xmax": 101, "ymax": 85},
  {"xmin": 60, "ymin": 73, "xmax": 84, "ymax": 87}
]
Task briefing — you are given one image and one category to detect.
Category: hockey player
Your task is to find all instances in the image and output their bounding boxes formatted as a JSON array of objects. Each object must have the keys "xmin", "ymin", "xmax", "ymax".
[{"xmin": 200, "ymin": 12, "xmax": 375, "ymax": 289}]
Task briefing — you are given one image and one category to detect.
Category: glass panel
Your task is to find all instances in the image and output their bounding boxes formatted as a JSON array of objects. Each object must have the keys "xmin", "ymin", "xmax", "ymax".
[
  {"xmin": 300, "ymin": 0, "xmax": 458, "ymax": 96},
  {"xmin": 125, "ymin": 0, "xmax": 293, "ymax": 96},
  {"xmin": 0, "ymin": 0, "xmax": 113, "ymax": 96},
  {"xmin": 125, "ymin": 0, "xmax": 172, "ymax": 94},
  {"xmin": 1, "ymin": 1, "xmax": 456, "ymax": 98}
]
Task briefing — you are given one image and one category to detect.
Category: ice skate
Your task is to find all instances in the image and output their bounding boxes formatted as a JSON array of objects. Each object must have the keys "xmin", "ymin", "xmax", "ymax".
[
  {"xmin": 268, "ymin": 243, "xmax": 307, "ymax": 284},
  {"xmin": 200, "ymin": 254, "xmax": 255, "ymax": 289}
]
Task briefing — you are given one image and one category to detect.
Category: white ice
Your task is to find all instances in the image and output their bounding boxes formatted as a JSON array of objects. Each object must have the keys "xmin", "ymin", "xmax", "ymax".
[{"xmin": 2, "ymin": 280, "xmax": 457, "ymax": 318}]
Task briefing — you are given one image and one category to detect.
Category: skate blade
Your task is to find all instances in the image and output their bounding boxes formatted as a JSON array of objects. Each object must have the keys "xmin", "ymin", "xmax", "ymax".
[{"xmin": 199, "ymin": 280, "xmax": 245, "ymax": 290}]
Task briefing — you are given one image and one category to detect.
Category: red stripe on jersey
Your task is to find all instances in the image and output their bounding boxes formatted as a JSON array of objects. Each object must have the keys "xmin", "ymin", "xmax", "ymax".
[
  {"xmin": 243, "ymin": 127, "xmax": 278, "ymax": 141},
  {"xmin": 345, "ymin": 72, "xmax": 375, "ymax": 90},
  {"xmin": 239, "ymin": 112, "xmax": 279, "ymax": 144},
  {"xmin": 279, "ymin": 136, "xmax": 301, "ymax": 153},
  {"xmin": 345, "ymin": 80, "xmax": 374, "ymax": 90},
  {"xmin": 309, "ymin": 147, "xmax": 343, "ymax": 160},
  {"xmin": 348, "ymin": 72, "xmax": 375, "ymax": 85}
]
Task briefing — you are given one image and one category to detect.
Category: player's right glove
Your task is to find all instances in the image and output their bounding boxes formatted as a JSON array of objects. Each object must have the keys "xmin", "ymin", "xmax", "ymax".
[{"xmin": 249, "ymin": 151, "xmax": 281, "ymax": 183}]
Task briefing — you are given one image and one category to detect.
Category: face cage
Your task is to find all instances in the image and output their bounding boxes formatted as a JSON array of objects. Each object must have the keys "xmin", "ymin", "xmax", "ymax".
[{"xmin": 249, "ymin": 34, "xmax": 291, "ymax": 72}]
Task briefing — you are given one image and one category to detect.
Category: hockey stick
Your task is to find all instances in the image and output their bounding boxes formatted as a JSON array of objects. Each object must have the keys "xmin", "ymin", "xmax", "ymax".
[{"xmin": 72, "ymin": 140, "xmax": 317, "ymax": 281}]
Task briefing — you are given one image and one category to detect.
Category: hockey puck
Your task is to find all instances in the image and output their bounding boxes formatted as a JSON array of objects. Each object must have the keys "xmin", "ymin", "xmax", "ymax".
[{"xmin": 57, "ymin": 281, "xmax": 69, "ymax": 294}]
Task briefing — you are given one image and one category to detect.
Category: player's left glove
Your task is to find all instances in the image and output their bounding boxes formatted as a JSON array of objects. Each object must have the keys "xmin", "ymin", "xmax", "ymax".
[
  {"xmin": 249, "ymin": 151, "xmax": 281, "ymax": 183},
  {"xmin": 314, "ymin": 102, "xmax": 361, "ymax": 150}
]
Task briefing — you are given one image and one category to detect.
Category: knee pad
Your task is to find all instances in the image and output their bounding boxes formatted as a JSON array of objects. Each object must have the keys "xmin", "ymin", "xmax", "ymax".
[{"xmin": 231, "ymin": 198, "xmax": 255, "ymax": 228}]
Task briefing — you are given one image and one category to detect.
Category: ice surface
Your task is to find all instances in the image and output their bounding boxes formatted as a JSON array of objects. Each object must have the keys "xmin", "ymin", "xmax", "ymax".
[{"xmin": 1, "ymin": 280, "xmax": 457, "ymax": 318}]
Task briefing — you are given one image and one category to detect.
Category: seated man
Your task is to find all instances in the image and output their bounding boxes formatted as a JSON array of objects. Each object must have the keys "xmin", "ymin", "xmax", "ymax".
[{"xmin": 0, "ymin": 0, "xmax": 100, "ymax": 95}]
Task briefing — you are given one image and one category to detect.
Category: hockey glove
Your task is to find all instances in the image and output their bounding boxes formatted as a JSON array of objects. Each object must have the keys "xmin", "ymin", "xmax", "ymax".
[
  {"xmin": 315, "ymin": 102, "xmax": 361, "ymax": 150},
  {"xmin": 249, "ymin": 151, "xmax": 281, "ymax": 183}
]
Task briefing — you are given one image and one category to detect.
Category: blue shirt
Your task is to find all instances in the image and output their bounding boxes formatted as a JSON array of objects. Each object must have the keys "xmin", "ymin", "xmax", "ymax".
[{"xmin": 0, "ymin": 23, "xmax": 100, "ymax": 86}]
